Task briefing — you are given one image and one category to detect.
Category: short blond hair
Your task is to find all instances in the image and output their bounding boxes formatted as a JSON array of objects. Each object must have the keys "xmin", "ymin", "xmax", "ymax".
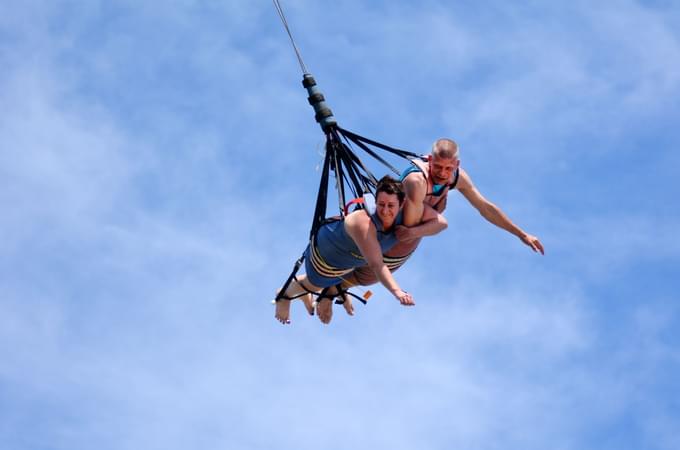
[{"xmin": 431, "ymin": 138, "xmax": 459, "ymax": 159}]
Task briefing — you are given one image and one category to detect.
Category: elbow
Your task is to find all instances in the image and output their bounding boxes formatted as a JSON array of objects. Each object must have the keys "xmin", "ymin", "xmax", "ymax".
[
  {"xmin": 478, "ymin": 204, "xmax": 496, "ymax": 220},
  {"xmin": 431, "ymin": 215, "xmax": 447, "ymax": 235}
]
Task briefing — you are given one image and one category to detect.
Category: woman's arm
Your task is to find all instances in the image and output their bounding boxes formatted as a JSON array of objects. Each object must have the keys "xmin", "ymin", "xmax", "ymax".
[{"xmin": 344, "ymin": 212, "xmax": 415, "ymax": 305}]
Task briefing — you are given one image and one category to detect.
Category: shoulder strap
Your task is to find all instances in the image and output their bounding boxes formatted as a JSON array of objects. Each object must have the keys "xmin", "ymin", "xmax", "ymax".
[{"xmin": 448, "ymin": 168, "xmax": 460, "ymax": 189}]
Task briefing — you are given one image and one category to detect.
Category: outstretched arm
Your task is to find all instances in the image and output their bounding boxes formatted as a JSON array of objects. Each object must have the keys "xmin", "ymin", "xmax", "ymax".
[
  {"xmin": 345, "ymin": 213, "xmax": 415, "ymax": 305},
  {"xmin": 457, "ymin": 169, "xmax": 544, "ymax": 254}
]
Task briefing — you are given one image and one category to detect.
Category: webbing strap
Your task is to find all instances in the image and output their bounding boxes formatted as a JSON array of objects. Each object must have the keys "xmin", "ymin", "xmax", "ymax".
[
  {"xmin": 330, "ymin": 139, "xmax": 347, "ymax": 217},
  {"xmin": 450, "ymin": 168, "xmax": 460, "ymax": 189},
  {"xmin": 335, "ymin": 140, "xmax": 372, "ymax": 200},
  {"xmin": 339, "ymin": 129, "xmax": 402, "ymax": 175},
  {"xmin": 338, "ymin": 126, "xmax": 419, "ymax": 160},
  {"xmin": 315, "ymin": 284, "xmax": 369, "ymax": 306},
  {"xmin": 310, "ymin": 139, "xmax": 333, "ymax": 238},
  {"xmin": 334, "ymin": 287, "xmax": 369, "ymax": 305},
  {"xmin": 274, "ymin": 253, "xmax": 305, "ymax": 302}
]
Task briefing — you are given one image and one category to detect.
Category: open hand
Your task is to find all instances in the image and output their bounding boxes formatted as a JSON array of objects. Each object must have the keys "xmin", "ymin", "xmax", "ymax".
[{"xmin": 521, "ymin": 233, "xmax": 545, "ymax": 255}]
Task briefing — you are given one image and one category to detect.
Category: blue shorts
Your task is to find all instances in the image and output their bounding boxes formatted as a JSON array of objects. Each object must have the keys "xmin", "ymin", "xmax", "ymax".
[{"xmin": 303, "ymin": 241, "xmax": 355, "ymax": 288}]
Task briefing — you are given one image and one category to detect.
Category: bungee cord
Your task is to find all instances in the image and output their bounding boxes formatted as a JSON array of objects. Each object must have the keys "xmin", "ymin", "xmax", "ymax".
[{"xmin": 272, "ymin": 0, "xmax": 309, "ymax": 75}]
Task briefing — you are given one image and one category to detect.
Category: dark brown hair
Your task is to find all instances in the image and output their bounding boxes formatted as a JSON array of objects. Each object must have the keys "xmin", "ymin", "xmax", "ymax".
[{"xmin": 375, "ymin": 175, "xmax": 405, "ymax": 204}]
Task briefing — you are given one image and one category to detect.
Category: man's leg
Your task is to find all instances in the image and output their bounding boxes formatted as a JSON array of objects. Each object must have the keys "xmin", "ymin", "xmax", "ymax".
[
  {"xmin": 315, "ymin": 284, "xmax": 358, "ymax": 323},
  {"xmin": 315, "ymin": 286, "xmax": 338, "ymax": 325},
  {"xmin": 340, "ymin": 290, "xmax": 354, "ymax": 316},
  {"xmin": 338, "ymin": 276, "xmax": 357, "ymax": 316}
]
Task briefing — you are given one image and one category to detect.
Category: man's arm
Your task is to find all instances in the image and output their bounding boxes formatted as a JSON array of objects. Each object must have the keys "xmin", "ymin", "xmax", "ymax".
[
  {"xmin": 401, "ymin": 173, "xmax": 428, "ymax": 227},
  {"xmin": 395, "ymin": 203, "xmax": 447, "ymax": 242},
  {"xmin": 456, "ymin": 169, "xmax": 544, "ymax": 254}
]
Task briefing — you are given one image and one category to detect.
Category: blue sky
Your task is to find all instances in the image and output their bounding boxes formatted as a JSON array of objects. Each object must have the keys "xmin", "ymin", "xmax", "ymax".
[{"xmin": 1, "ymin": 1, "xmax": 679, "ymax": 449}]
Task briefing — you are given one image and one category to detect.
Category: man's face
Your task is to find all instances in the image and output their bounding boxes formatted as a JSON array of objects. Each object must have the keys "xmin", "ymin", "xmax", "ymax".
[
  {"xmin": 428, "ymin": 155, "xmax": 459, "ymax": 185},
  {"xmin": 375, "ymin": 191, "xmax": 401, "ymax": 228}
]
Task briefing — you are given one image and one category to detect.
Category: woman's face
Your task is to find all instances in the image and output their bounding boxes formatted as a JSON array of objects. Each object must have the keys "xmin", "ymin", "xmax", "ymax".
[{"xmin": 375, "ymin": 191, "xmax": 401, "ymax": 228}]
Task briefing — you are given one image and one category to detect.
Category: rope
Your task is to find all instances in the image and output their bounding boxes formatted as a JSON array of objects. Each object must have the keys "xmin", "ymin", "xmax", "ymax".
[{"xmin": 272, "ymin": 0, "xmax": 309, "ymax": 75}]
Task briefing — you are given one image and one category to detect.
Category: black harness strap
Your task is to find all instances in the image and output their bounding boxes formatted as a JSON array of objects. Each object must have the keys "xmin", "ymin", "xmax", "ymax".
[
  {"xmin": 316, "ymin": 286, "xmax": 337, "ymax": 303},
  {"xmin": 278, "ymin": 280, "xmax": 367, "ymax": 307},
  {"xmin": 330, "ymin": 139, "xmax": 348, "ymax": 217},
  {"xmin": 336, "ymin": 141, "xmax": 374, "ymax": 199},
  {"xmin": 338, "ymin": 139, "xmax": 380, "ymax": 187},
  {"xmin": 338, "ymin": 126, "xmax": 419, "ymax": 160},
  {"xmin": 450, "ymin": 168, "xmax": 460, "ymax": 189},
  {"xmin": 339, "ymin": 129, "xmax": 404, "ymax": 175},
  {"xmin": 313, "ymin": 283, "xmax": 368, "ymax": 306},
  {"xmin": 334, "ymin": 286, "xmax": 369, "ymax": 305},
  {"xmin": 309, "ymin": 138, "xmax": 333, "ymax": 238},
  {"xmin": 275, "ymin": 253, "xmax": 306, "ymax": 302}
]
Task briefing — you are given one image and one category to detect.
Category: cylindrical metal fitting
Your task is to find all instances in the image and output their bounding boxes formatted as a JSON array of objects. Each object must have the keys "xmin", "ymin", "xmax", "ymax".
[{"xmin": 302, "ymin": 74, "xmax": 337, "ymax": 131}]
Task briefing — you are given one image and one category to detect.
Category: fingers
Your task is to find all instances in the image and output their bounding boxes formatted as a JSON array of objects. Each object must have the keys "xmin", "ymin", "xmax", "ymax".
[
  {"xmin": 534, "ymin": 239, "xmax": 545, "ymax": 255},
  {"xmin": 528, "ymin": 236, "xmax": 545, "ymax": 255},
  {"xmin": 398, "ymin": 292, "xmax": 415, "ymax": 306},
  {"xmin": 523, "ymin": 234, "xmax": 545, "ymax": 255}
]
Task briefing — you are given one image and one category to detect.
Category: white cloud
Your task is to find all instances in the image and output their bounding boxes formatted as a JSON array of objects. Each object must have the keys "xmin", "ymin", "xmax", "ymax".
[{"xmin": 1, "ymin": 2, "xmax": 679, "ymax": 450}]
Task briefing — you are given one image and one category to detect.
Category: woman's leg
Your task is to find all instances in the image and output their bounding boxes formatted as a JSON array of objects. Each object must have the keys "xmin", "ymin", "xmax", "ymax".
[{"xmin": 275, "ymin": 275, "xmax": 319, "ymax": 324}]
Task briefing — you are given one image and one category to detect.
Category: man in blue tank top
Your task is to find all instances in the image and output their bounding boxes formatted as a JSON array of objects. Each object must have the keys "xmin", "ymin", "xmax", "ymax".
[{"xmin": 340, "ymin": 138, "xmax": 545, "ymax": 315}]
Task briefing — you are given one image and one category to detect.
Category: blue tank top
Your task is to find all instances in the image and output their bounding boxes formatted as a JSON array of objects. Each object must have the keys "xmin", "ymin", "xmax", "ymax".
[
  {"xmin": 400, "ymin": 164, "xmax": 449, "ymax": 196},
  {"xmin": 315, "ymin": 211, "xmax": 403, "ymax": 270}
]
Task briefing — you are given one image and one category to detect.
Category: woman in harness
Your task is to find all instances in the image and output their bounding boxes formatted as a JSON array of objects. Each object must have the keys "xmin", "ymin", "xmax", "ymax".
[{"xmin": 275, "ymin": 176, "xmax": 419, "ymax": 325}]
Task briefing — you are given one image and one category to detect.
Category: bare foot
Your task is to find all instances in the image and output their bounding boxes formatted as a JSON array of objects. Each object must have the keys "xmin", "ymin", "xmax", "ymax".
[
  {"xmin": 316, "ymin": 299, "xmax": 333, "ymax": 324},
  {"xmin": 341, "ymin": 293, "xmax": 354, "ymax": 316},
  {"xmin": 275, "ymin": 299, "xmax": 292, "ymax": 325},
  {"xmin": 301, "ymin": 293, "xmax": 314, "ymax": 316}
]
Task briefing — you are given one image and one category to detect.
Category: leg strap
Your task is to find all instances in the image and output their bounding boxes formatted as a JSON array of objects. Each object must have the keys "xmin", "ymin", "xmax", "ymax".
[
  {"xmin": 334, "ymin": 285, "xmax": 368, "ymax": 305},
  {"xmin": 274, "ymin": 254, "xmax": 305, "ymax": 302}
]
